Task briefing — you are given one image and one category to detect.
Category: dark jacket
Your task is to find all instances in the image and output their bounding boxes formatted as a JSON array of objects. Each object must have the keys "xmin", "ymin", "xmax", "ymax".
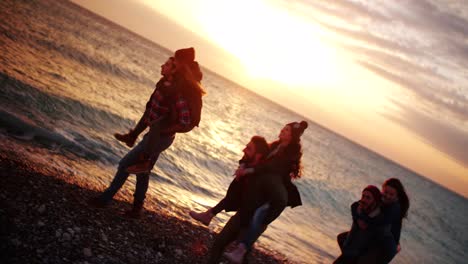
[
  {"xmin": 238, "ymin": 143, "xmax": 303, "ymax": 226},
  {"xmin": 342, "ymin": 202, "xmax": 384, "ymax": 258},
  {"xmin": 221, "ymin": 173, "xmax": 302, "ymax": 212},
  {"xmin": 381, "ymin": 202, "xmax": 402, "ymax": 244}
]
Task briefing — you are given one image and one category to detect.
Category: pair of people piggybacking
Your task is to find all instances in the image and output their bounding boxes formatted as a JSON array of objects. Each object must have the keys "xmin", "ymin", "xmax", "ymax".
[
  {"xmin": 334, "ymin": 179, "xmax": 410, "ymax": 264},
  {"xmin": 88, "ymin": 47, "xmax": 408, "ymax": 263}
]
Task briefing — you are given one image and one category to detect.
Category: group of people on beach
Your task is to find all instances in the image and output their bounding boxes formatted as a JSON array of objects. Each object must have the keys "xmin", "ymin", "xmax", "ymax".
[{"xmin": 88, "ymin": 47, "xmax": 409, "ymax": 263}]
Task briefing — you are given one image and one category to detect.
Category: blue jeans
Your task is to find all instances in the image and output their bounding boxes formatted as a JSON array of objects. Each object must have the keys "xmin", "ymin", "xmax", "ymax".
[
  {"xmin": 241, "ymin": 203, "xmax": 270, "ymax": 249},
  {"xmin": 99, "ymin": 132, "xmax": 175, "ymax": 203}
]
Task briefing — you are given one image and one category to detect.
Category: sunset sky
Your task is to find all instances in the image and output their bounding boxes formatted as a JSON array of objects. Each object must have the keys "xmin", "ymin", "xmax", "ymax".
[{"xmin": 72, "ymin": 0, "xmax": 468, "ymax": 197}]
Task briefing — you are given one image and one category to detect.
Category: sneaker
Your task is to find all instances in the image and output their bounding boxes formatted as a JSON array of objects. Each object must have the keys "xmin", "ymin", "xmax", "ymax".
[
  {"xmin": 223, "ymin": 243, "xmax": 247, "ymax": 264},
  {"xmin": 114, "ymin": 132, "xmax": 136, "ymax": 148},
  {"xmin": 126, "ymin": 160, "xmax": 152, "ymax": 174},
  {"xmin": 189, "ymin": 209, "xmax": 214, "ymax": 226},
  {"xmin": 87, "ymin": 197, "xmax": 109, "ymax": 209}
]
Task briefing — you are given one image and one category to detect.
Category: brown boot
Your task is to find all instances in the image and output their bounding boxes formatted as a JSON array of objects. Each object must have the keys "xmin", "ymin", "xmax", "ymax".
[
  {"xmin": 114, "ymin": 131, "xmax": 137, "ymax": 148},
  {"xmin": 123, "ymin": 200, "xmax": 144, "ymax": 219}
]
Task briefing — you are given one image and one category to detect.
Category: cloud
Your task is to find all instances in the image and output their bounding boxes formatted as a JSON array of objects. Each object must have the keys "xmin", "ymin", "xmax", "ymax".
[
  {"xmin": 383, "ymin": 100, "xmax": 468, "ymax": 167},
  {"xmin": 344, "ymin": 45, "xmax": 438, "ymax": 78},
  {"xmin": 391, "ymin": 0, "xmax": 468, "ymax": 37},
  {"xmin": 312, "ymin": 19, "xmax": 420, "ymax": 56},
  {"xmin": 358, "ymin": 60, "xmax": 468, "ymax": 120},
  {"xmin": 281, "ymin": 0, "xmax": 468, "ymax": 121},
  {"xmin": 279, "ymin": 0, "xmax": 390, "ymax": 23}
]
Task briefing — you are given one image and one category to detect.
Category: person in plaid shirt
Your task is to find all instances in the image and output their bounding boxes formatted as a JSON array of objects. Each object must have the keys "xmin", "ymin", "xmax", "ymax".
[
  {"xmin": 89, "ymin": 47, "xmax": 205, "ymax": 218},
  {"xmin": 124, "ymin": 71, "xmax": 194, "ymax": 175}
]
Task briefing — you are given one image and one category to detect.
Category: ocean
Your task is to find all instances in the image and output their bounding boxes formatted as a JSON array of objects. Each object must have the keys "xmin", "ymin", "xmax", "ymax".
[{"xmin": 0, "ymin": 0, "xmax": 467, "ymax": 263}]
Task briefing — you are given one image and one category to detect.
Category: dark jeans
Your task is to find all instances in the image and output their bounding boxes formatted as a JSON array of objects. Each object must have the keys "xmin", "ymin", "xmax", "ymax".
[
  {"xmin": 238, "ymin": 172, "xmax": 288, "ymax": 227},
  {"xmin": 241, "ymin": 203, "xmax": 269, "ymax": 249},
  {"xmin": 335, "ymin": 231, "xmax": 391, "ymax": 264},
  {"xmin": 99, "ymin": 132, "xmax": 175, "ymax": 203},
  {"xmin": 206, "ymin": 213, "xmax": 242, "ymax": 264},
  {"xmin": 206, "ymin": 212, "xmax": 263, "ymax": 264},
  {"xmin": 334, "ymin": 232, "xmax": 357, "ymax": 264}
]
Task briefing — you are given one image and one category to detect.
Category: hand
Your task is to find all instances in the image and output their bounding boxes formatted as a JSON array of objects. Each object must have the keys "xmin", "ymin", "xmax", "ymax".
[
  {"xmin": 234, "ymin": 168, "xmax": 246, "ymax": 181},
  {"xmin": 357, "ymin": 203, "xmax": 363, "ymax": 214},
  {"xmin": 357, "ymin": 219, "xmax": 368, "ymax": 230}
]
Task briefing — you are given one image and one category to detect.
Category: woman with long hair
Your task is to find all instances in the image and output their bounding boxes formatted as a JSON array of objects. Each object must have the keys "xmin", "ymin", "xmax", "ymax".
[
  {"xmin": 378, "ymin": 178, "xmax": 410, "ymax": 263},
  {"xmin": 224, "ymin": 121, "xmax": 307, "ymax": 263}
]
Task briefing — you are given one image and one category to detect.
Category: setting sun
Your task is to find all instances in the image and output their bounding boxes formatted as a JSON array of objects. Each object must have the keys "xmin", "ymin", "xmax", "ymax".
[{"xmin": 193, "ymin": 0, "xmax": 340, "ymax": 87}]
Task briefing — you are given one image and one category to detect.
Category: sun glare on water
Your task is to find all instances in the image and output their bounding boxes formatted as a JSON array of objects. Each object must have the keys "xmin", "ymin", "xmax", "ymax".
[{"xmin": 194, "ymin": 0, "xmax": 340, "ymax": 87}]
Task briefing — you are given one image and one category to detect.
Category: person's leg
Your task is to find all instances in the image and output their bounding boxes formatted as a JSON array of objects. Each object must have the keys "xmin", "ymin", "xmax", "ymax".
[
  {"xmin": 225, "ymin": 203, "xmax": 270, "ymax": 263},
  {"xmin": 191, "ymin": 176, "xmax": 243, "ymax": 226},
  {"xmin": 189, "ymin": 199, "xmax": 225, "ymax": 226},
  {"xmin": 261, "ymin": 179, "xmax": 288, "ymax": 226},
  {"xmin": 124, "ymin": 133, "xmax": 175, "ymax": 217},
  {"xmin": 237, "ymin": 178, "xmax": 266, "ymax": 228},
  {"xmin": 144, "ymin": 121, "xmax": 162, "ymax": 155},
  {"xmin": 126, "ymin": 120, "xmax": 165, "ymax": 174},
  {"xmin": 333, "ymin": 232, "xmax": 351, "ymax": 264},
  {"xmin": 379, "ymin": 236, "xmax": 397, "ymax": 264},
  {"xmin": 206, "ymin": 213, "xmax": 241, "ymax": 264},
  {"xmin": 236, "ymin": 175, "xmax": 287, "ymax": 228},
  {"xmin": 96, "ymin": 137, "xmax": 148, "ymax": 204},
  {"xmin": 134, "ymin": 173, "xmax": 150, "ymax": 204},
  {"xmin": 337, "ymin": 232, "xmax": 350, "ymax": 252},
  {"xmin": 241, "ymin": 203, "xmax": 270, "ymax": 249},
  {"xmin": 122, "ymin": 173, "xmax": 150, "ymax": 218},
  {"xmin": 211, "ymin": 199, "xmax": 227, "ymax": 215}
]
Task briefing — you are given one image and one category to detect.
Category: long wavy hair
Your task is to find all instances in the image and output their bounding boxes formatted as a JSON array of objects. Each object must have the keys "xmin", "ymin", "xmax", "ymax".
[
  {"xmin": 268, "ymin": 138, "xmax": 303, "ymax": 179},
  {"xmin": 173, "ymin": 58, "xmax": 206, "ymax": 97},
  {"xmin": 383, "ymin": 178, "xmax": 410, "ymax": 220}
]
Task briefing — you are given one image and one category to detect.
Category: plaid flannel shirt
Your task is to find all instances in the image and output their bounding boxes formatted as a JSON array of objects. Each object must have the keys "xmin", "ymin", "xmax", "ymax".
[
  {"xmin": 174, "ymin": 95, "xmax": 191, "ymax": 128},
  {"xmin": 144, "ymin": 89, "xmax": 170, "ymax": 126},
  {"xmin": 144, "ymin": 90, "xmax": 191, "ymax": 130}
]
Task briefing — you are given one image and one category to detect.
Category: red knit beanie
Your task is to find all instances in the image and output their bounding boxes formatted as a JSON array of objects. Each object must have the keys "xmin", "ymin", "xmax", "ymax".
[
  {"xmin": 287, "ymin": 121, "xmax": 308, "ymax": 141},
  {"xmin": 174, "ymin": 47, "xmax": 195, "ymax": 64},
  {"xmin": 363, "ymin": 185, "xmax": 382, "ymax": 202}
]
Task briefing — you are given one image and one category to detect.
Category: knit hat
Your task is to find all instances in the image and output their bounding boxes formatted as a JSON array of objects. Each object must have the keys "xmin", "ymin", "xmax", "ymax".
[
  {"xmin": 287, "ymin": 121, "xmax": 308, "ymax": 141},
  {"xmin": 190, "ymin": 61, "xmax": 203, "ymax": 82},
  {"xmin": 363, "ymin": 185, "xmax": 382, "ymax": 202},
  {"xmin": 174, "ymin": 47, "xmax": 195, "ymax": 64}
]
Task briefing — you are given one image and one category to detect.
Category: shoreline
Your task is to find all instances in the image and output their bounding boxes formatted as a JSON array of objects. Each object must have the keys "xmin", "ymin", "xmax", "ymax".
[{"xmin": 0, "ymin": 150, "xmax": 295, "ymax": 264}]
